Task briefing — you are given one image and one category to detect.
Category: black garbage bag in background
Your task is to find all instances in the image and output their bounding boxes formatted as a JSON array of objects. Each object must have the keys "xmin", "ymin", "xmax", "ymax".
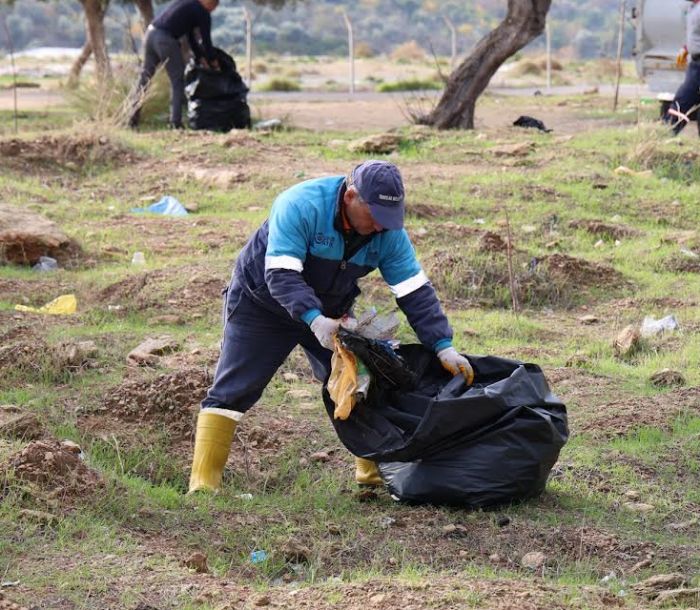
[
  {"xmin": 185, "ymin": 48, "xmax": 250, "ymax": 132},
  {"xmin": 323, "ymin": 344, "xmax": 568, "ymax": 508}
]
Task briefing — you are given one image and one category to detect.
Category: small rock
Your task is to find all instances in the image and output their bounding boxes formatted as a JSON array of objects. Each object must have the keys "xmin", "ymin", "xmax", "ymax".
[
  {"xmin": 496, "ymin": 515, "xmax": 511, "ymax": 527},
  {"xmin": 649, "ymin": 369, "xmax": 685, "ymax": 388},
  {"xmin": 613, "ymin": 325, "xmax": 641, "ymax": 358},
  {"xmin": 183, "ymin": 551, "xmax": 209, "ymax": 574},
  {"xmin": 147, "ymin": 315, "xmax": 184, "ymax": 326},
  {"xmin": 624, "ymin": 490, "xmax": 641, "ymax": 501},
  {"xmin": 654, "ymin": 587, "xmax": 700, "ymax": 606},
  {"xmin": 565, "ymin": 352, "xmax": 590, "ymax": 368},
  {"xmin": 0, "ymin": 412, "xmax": 44, "ymax": 441},
  {"xmin": 370, "ymin": 593, "xmax": 386, "ymax": 605},
  {"xmin": 127, "ymin": 336, "xmax": 180, "ymax": 366},
  {"xmin": 347, "ymin": 133, "xmax": 401, "ymax": 154},
  {"xmin": 624, "ymin": 502, "xmax": 654, "ymax": 513},
  {"xmin": 54, "ymin": 340, "xmax": 98, "ymax": 368},
  {"xmin": 18, "ymin": 509, "xmax": 58, "ymax": 525},
  {"xmin": 489, "ymin": 553, "xmax": 501, "ymax": 562},
  {"xmin": 492, "ymin": 142, "xmax": 535, "ymax": 157},
  {"xmin": 286, "ymin": 389, "xmax": 312, "ymax": 400},
  {"xmin": 668, "ymin": 518, "xmax": 698, "ymax": 531},
  {"xmin": 327, "ymin": 524, "xmax": 341, "ymax": 535},
  {"xmin": 298, "ymin": 457, "xmax": 309, "ymax": 467},
  {"xmin": 282, "ymin": 372, "xmax": 299, "ymax": 382},
  {"xmin": 579, "ymin": 314, "xmax": 599, "ymax": 325},
  {"xmin": 60, "ymin": 440, "xmax": 82, "ymax": 454},
  {"xmin": 310, "ymin": 451, "xmax": 330, "ymax": 463},
  {"xmin": 521, "ymin": 551, "xmax": 546, "ymax": 570},
  {"xmin": 632, "ymin": 573, "xmax": 687, "ymax": 599},
  {"xmin": 282, "ymin": 538, "xmax": 311, "ymax": 563},
  {"xmin": 629, "ymin": 558, "xmax": 652, "ymax": 573},
  {"xmin": 254, "ymin": 595, "xmax": 271, "ymax": 607}
]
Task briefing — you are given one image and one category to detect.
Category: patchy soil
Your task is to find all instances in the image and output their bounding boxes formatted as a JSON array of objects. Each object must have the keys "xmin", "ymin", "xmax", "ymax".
[
  {"xmin": 99, "ymin": 367, "xmax": 212, "ymax": 434},
  {"xmin": 548, "ymin": 367, "xmax": 700, "ymax": 439},
  {"xmin": 569, "ymin": 219, "xmax": 641, "ymax": 241},
  {"xmin": 665, "ymin": 253, "xmax": 700, "ymax": 274},
  {"xmin": 575, "ymin": 387, "xmax": 700, "ymax": 439},
  {"xmin": 426, "ymin": 248, "xmax": 625, "ymax": 309},
  {"xmin": 1, "ymin": 439, "xmax": 103, "ymax": 498},
  {"xmin": 94, "ymin": 266, "xmax": 227, "ymax": 317},
  {"xmin": 0, "ymin": 133, "xmax": 137, "ymax": 172}
]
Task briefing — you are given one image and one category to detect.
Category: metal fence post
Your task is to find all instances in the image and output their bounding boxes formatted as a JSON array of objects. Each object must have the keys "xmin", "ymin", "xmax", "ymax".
[{"xmin": 342, "ymin": 10, "xmax": 355, "ymax": 95}]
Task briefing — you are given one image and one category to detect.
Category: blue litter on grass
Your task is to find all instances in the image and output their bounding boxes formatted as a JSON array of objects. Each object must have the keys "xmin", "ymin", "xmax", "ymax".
[
  {"xmin": 131, "ymin": 196, "xmax": 189, "ymax": 217},
  {"xmin": 250, "ymin": 550, "xmax": 268, "ymax": 564}
]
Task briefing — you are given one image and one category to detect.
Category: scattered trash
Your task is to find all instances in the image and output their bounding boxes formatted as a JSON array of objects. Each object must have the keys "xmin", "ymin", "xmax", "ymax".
[
  {"xmin": 131, "ymin": 196, "xmax": 189, "ymax": 217},
  {"xmin": 236, "ymin": 493, "xmax": 253, "ymax": 500},
  {"xmin": 131, "ymin": 251, "xmax": 146, "ymax": 266},
  {"xmin": 473, "ymin": 218, "xmax": 486, "ymax": 225},
  {"xmin": 680, "ymin": 247, "xmax": 699, "ymax": 259},
  {"xmin": 32, "ymin": 256, "xmax": 58, "ymax": 272},
  {"xmin": 512, "ymin": 115, "xmax": 552, "ymax": 133},
  {"xmin": 640, "ymin": 314, "xmax": 679, "ymax": 337},
  {"xmin": 599, "ymin": 571, "xmax": 617, "ymax": 585},
  {"xmin": 250, "ymin": 550, "xmax": 268, "ymax": 564},
  {"xmin": 15, "ymin": 294, "xmax": 77, "ymax": 315},
  {"xmin": 0, "ymin": 581, "xmax": 20, "ymax": 588},
  {"xmin": 253, "ymin": 118, "xmax": 283, "ymax": 131}
]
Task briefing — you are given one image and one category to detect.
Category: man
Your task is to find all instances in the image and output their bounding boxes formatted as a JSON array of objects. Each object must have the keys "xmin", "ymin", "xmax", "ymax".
[
  {"xmin": 189, "ymin": 160, "xmax": 474, "ymax": 493},
  {"xmin": 129, "ymin": 0, "xmax": 219, "ymax": 129},
  {"xmin": 666, "ymin": 0, "xmax": 700, "ymax": 134}
]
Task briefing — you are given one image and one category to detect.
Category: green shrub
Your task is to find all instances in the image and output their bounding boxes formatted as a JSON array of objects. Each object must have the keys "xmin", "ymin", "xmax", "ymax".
[
  {"xmin": 377, "ymin": 78, "xmax": 443, "ymax": 93},
  {"xmin": 258, "ymin": 77, "xmax": 302, "ymax": 92}
]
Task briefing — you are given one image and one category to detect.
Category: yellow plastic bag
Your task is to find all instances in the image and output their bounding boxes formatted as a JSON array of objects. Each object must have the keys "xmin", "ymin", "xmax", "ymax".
[
  {"xmin": 327, "ymin": 336, "xmax": 359, "ymax": 420},
  {"xmin": 15, "ymin": 294, "xmax": 78, "ymax": 315}
]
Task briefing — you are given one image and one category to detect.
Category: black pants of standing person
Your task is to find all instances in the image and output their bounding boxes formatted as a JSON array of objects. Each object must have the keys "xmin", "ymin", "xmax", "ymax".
[
  {"xmin": 665, "ymin": 59, "xmax": 700, "ymax": 135},
  {"xmin": 130, "ymin": 25, "xmax": 185, "ymax": 129}
]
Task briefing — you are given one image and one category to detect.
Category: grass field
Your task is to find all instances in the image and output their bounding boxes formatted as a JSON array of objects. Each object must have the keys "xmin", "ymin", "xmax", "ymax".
[{"xmin": 0, "ymin": 87, "xmax": 699, "ymax": 610}]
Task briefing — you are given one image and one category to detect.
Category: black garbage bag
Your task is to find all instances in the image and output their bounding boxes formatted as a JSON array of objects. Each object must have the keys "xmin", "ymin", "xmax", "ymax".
[
  {"xmin": 513, "ymin": 115, "xmax": 552, "ymax": 133},
  {"xmin": 185, "ymin": 48, "xmax": 250, "ymax": 132},
  {"xmin": 323, "ymin": 344, "xmax": 568, "ymax": 508}
]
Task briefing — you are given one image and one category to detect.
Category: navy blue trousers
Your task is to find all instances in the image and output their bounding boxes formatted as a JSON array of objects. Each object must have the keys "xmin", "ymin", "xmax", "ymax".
[
  {"xmin": 667, "ymin": 60, "xmax": 700, "ymax": 134},
  {"xmin": 201, "ymin": 285, "xmax": 332, "ymax": 415}
]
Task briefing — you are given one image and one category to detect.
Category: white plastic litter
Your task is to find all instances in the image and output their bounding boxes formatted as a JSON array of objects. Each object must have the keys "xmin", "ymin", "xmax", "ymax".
[{"xmin": 640, "ymin": 314, "xmax": 680, "ymax": 338}]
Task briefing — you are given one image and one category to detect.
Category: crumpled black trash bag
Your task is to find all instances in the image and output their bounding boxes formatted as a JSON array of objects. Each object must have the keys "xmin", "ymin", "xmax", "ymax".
[
  {"xmin": 185, "ymin": 48, "xmax": 250, "ymax": 131},
  {"xmin": 323, "ymin": 345, "xmax": 568, "ymax": 508},
  {"xmin": 513, "ymin": 115, "xmax": 552, "ymax": 133}
]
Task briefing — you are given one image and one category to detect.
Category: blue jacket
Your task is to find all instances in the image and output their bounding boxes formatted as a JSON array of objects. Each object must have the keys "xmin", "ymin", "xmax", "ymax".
[{"xmin": 232, "ymin": 175, "xmax": 453, "ymax": 352}]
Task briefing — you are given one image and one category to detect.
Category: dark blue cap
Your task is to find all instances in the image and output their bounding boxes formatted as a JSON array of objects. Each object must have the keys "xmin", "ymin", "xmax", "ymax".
[{"xmin": 350, "ymin": 160, "xmax": 405, "ymax": 230}]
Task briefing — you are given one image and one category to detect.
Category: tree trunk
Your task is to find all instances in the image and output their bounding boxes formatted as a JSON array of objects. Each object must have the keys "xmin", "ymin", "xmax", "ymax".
[
  {"xmin": 426, "ymin": 0, "xmax": 552, "ymax": 129},
  {"xmin": 81, "ymin": 0, "xmax": 112, "ymax": 83},
  {"xmin": 133, "ymin": 0, "xmax": 154, "ymax": 29},
  {"xmin": 67, "ymin": 37, "xmax": 93, "ymax": 88}
]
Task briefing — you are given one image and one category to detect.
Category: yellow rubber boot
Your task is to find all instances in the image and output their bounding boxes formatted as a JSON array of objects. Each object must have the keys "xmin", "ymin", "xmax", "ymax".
[
  {"xmin": 355, "ymin": 457, "xmax": 383, "ymax": 487},
  {"xmin": 188, "ymin": 411, "xmax": 237, "ymax": 494}
]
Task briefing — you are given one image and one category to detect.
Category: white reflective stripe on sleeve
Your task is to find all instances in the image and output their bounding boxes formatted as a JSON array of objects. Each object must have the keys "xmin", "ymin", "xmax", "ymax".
[
  {"xmin": 264, "ymin": 255, "xmax": 304, "ymax": 273},
  {"xmin": 388, "ymin": 270, "xmax": 429, "ymax": 298},
  {"xmin": 205, "ymin": 408, "xmax": 245, "ymax": 422}
]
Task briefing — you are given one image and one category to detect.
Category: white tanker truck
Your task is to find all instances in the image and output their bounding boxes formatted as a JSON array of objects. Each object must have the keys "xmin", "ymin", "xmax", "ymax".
[{"xmin": 633, "ymin": 0, "xmax": 689, "ymax": 111}]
